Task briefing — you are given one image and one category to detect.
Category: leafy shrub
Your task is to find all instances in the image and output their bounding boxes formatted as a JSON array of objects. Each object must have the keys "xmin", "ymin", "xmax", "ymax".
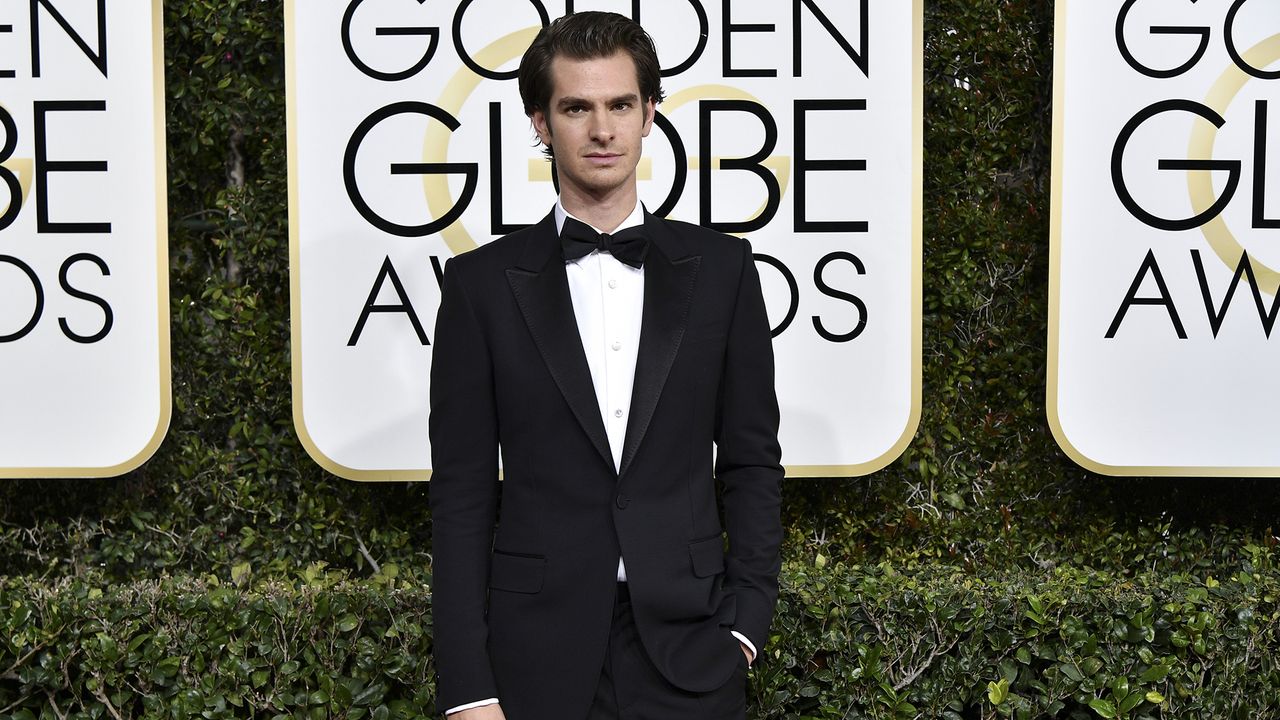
[
  {"xmin": 3, "ymin": 561, "xmax": 1278, "ymax": 719},
  {"xmin": 0, "ymin": 573, "xmax": 430, "ymax": 719}
]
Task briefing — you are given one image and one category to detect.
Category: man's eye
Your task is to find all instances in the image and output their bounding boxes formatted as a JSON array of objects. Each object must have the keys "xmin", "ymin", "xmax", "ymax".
[
  {"xmin": 565, "ymin": 106, "xmax": 585, "ymax": 114},
  {"xmin": 613, "ymin": 103, "xmax": 632, "ymax": 111}
]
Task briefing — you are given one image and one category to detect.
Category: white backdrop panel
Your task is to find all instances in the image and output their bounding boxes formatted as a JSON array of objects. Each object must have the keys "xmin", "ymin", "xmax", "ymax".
[
  {"xmin": 288, "ymin": 0, "xmax": 920, "ymax": 479},
  {"xmin": 0, "ymin": 0, "xmax": 170, "ymax": 478}
]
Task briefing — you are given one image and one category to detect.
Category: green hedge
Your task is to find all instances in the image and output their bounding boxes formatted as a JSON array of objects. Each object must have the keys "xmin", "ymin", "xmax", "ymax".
[
  {"xmin": 0, "ymin": 573, "xmax": 431, "ymax": 719},
  {"xmin": 4, "ymin": 556, "xmax": 1279, "ymax": 719},
  {"xmin": 763, "ymin": 559, "xmax": 1280, "ymax": 719}
]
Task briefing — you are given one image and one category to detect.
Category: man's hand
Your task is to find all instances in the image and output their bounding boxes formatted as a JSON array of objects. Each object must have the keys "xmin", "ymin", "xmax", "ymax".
[
  {"xmin": 740, "ymin": 641, "xmax": 754, "ymax": 666},
  {"xmin": 449, "ymin": 705, "xmax": 505, "ymax": 720}
]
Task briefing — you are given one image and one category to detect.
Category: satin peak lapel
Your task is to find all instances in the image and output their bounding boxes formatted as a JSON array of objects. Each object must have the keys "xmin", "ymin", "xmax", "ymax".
[
  {"xmin": 506, "ymin": 216, "xmax": 615, "ymax": 473},
  {"xmin": 618, "ymin": 215, "xmax": 701, "ymax": 477}
]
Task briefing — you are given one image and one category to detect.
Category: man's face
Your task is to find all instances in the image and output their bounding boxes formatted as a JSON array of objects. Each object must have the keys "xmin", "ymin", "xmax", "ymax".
[{"xmin": 532, "ymin": 51, "xmax": 655, "ymax": 203}]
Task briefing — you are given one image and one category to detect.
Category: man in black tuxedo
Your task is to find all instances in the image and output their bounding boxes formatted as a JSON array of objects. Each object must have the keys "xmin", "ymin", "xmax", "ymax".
[{"xmin": 430, "ymin": 11, "xmax": 783, "ymax": 720}]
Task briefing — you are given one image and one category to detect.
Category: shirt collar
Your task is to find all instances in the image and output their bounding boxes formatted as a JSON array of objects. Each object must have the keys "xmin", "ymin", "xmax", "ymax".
[{"xmin": 554, "ymin": 199, "xmax": 645, "ymax": 236}]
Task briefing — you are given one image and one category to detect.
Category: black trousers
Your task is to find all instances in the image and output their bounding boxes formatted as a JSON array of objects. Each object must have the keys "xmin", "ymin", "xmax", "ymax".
[{"xmin": 586, "ymin": 584, "xmax": 748, "ymax": 720}]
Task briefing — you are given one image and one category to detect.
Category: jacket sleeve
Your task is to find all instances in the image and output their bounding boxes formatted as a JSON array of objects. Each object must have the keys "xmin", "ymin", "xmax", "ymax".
[
  {"xmin": 715, "ymin": 238, "xmax": 784, "ymax": 656},
  {"xmin": 429, "ymin": 257, "xmax": 501, "ymax": 712}
]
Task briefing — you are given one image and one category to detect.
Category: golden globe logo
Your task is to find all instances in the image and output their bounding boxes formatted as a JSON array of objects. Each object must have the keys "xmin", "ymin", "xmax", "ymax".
[{"xmin": 337, "ymin": 3, "xmax": 876, "ymax": 347}]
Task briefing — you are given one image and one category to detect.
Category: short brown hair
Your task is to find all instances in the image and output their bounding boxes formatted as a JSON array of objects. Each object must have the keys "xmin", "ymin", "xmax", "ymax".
[{"xmin": 517, "ymin": 11, "xmax": 665, "ymax": 146}]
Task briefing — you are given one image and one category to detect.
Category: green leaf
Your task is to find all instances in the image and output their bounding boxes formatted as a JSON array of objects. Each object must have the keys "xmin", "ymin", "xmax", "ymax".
[
  {"xmin": 1139, "ymin": 664, "xmax": 1170, "ymax": 683},
  {"xmin": 1119, "ymin": 691, "xmax": 1144, "ymax": 714},
  {"xmin": 126, "ymin": 632, "xmax": 151, "ymax": 652},
  {"xmin": 1089, "ymin": 698, "xmax": 1117, "ymax": 718},
  {"xmin": 155, "ymin": 656, "xmax": 182, "ymax": 677},
  {"xmin": 352, "ymin": 682, "xmax": 386, "ymax": 707},
  {"xmin": 1081, "ymin": 657, "xmax": 1104, "ymax": 676},
  {"xmin": 988, "ymin": 678, "xmax": 1010, "ymax": 706},
  {"xmin": 337, "ymin": 614, "xmax": 360, "ymax": 632}
]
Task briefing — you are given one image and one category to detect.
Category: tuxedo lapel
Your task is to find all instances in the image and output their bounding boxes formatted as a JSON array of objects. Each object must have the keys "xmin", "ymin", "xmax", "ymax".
[
  {"xmin": 618, "ymin": 213, "xmax": 701, "ymax": 478},
  {"xmin": 506, "ymin": 213, "xmax": 615, "ymax": 473}
]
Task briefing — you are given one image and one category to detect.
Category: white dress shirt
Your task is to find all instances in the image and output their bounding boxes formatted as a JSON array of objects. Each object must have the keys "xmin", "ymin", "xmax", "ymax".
[
  {"xmin": 558, "ymin": 201, "xmax": 647, "ymax": 580},
  {"xmin": 445, "ymin": 202, "xmax": 753, "ymax": 715}
]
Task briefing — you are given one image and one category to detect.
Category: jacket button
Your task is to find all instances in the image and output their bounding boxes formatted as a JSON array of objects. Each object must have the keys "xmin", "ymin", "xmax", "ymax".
[{"xmin": 616, "ymin": 494, "xmax": 630, "ymax": 509}]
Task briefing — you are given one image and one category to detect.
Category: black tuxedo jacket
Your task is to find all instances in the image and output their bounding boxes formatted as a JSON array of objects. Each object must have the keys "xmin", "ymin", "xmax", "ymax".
[{"xmin": 429, "ymin": 210, "xmax": 783, "ymax": 719}]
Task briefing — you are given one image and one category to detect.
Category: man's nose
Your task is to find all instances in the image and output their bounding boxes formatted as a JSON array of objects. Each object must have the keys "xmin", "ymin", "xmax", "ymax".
[{"xmin": 589, "ymin": 113, "xmax": 614, "ymax": 142}]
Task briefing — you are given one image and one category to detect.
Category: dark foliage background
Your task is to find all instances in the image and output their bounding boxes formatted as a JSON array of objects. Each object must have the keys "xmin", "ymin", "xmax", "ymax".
[{"xmin": 2, "ymin": 1, "xmax": 1279, "ymax": 717}]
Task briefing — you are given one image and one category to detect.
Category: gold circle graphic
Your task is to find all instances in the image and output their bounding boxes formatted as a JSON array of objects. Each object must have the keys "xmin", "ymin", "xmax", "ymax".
[
  {"xmin": 420, "ymin": 37, "xmax": 793, "ymax": 254},
  {"xmin": 1188, "ymin": 33, "xmax": 1280, "ymax": 293},
  {"xmin": 423, "ymin": 27, "xmax": 540, "ymax": 256}
]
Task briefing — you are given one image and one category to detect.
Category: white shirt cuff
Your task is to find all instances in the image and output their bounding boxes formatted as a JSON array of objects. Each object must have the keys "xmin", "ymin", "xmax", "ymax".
[
  {"xmin": 730, "ymin": 630, "xmax": 757, "ymax": 665},
  {"xmin": 445, "ymin": 698, "xmax": 499, "ymax": 715}
]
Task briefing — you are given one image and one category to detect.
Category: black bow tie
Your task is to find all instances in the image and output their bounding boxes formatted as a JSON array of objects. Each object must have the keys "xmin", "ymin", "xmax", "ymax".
[{"xmin": 560, "ymin": 216, "xmax": 649, "ymax": 269}]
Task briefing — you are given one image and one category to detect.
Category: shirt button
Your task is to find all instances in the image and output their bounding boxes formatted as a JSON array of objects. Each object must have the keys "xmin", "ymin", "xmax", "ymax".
[
  {"xmin": 608, "ymin": 279, "xmax": 618, "ymax": 289},
  {"xmin": 611, "ymin": 341, "xmax": 622, "ymax": 351},
  {"xmin": 614, "ymin": 408, "xmax": 624, "ymax": 418}
]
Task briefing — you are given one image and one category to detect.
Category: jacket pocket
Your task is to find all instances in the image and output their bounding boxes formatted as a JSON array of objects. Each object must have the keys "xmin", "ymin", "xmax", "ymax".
[
  {"xmin": 688, "ymin": 535, "xmax": 726, "ymax": 578},
  {"xmin": 489, "ymin": 550, "xmax": 546, "ymax": 593}
]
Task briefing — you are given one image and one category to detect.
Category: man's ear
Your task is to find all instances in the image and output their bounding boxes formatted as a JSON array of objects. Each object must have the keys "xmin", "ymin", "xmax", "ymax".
[
  {"xmin": 532, "ymin": 109, "xmax": 553, "ymax": 148},
  {"xmin": 641, "ymin": 99, "xmax": 656, "ymax": 138}
]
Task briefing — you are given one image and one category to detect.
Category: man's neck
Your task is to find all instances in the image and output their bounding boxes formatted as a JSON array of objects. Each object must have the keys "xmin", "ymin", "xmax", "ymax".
[{"xmin": 558, "ymin": 185, "xmax": 638, "ymax": 234}]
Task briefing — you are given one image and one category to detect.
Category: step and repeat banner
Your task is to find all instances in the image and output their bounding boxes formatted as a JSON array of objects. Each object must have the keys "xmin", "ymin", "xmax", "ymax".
[
  {"xmin": 1050, "ymin": 0, "xmax": 1280, "ymax": 474},
  {"xmin": 0, "ymin": 1, "xmax": 170, "ymax": 478},
  {"xmin": 287, "ymin": 0, "xmax": 921, "ymax": 480}
]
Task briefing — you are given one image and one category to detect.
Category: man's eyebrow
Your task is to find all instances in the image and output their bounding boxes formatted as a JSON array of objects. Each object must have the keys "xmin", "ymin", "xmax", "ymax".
[{"xmin": 555, "ymin": 93, "xmax": 640, "ymax": 109}]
